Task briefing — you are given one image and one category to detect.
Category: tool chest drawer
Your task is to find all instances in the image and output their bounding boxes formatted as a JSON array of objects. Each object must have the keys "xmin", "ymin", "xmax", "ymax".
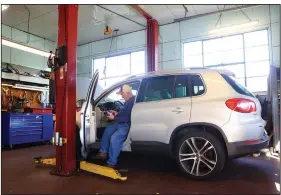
[{"xmin": 1, "ymin": 113, "xmax": 53, "ymax": 148}]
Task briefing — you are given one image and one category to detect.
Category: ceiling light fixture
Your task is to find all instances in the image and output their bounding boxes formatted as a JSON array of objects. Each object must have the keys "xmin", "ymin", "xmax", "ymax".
[
  {"xmin": 2, "ymin": 39, "xmax": 54, "ymax": 57},
  {"xmin": 209, "ymin": 21, "xmax": 259, "ymax": 34},
  {"xmin": 2, "ymin": 5, "xmax": 9, "ymax": 11},
  {"xmin": 2, "ymin": 84, "xmax": 14, "ymax": 87},
  {"xmin": 14, "ymin": 84, "xmax": 49, "ymax": 91}
]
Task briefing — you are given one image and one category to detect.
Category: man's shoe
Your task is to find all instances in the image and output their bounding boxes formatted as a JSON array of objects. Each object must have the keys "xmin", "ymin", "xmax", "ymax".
[
  {"xmin": 106, "ymin": 164, "xmax": 116, "ymax": 169},
  {"xmin": 93, "ymin": 152, "xmax": 107, "ymax": 160},
  {"xmin": 102, "ymin": 161, "xmax": 117, "ymax": 169}
]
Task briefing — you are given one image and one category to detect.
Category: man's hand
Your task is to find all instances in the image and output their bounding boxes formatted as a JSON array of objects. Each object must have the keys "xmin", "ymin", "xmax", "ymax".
[
  {"xmin": 106, "ymin": 112, "xmax": 115, "ymax": 120},
  {"xmin": 109, "ymin": 110, "xmax": 118, "ymax": 116}
]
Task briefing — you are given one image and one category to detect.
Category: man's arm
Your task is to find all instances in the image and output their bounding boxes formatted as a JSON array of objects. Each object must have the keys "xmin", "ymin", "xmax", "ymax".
[
  {"xmin": 114, "ymin": 111, "xmax": 128, "ymax": 122},
  {"xmin": 114, "ymin": 98, "xmax": 134, "ymax": 123}
]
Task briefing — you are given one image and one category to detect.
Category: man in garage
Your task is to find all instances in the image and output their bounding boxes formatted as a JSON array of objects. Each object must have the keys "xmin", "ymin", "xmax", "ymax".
[{"xmin": 94, "ymin": 84, "xmax": 135, "ymax": 168}]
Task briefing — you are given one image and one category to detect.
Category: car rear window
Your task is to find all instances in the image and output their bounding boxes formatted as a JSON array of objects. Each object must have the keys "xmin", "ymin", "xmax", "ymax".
[
  {"xmin": 190, "ymin": 74, "xmax": 205, "ymax": 96},
  {"xmin": 221, "ymin": 74, "xmax": 255, "ymax": 97}
]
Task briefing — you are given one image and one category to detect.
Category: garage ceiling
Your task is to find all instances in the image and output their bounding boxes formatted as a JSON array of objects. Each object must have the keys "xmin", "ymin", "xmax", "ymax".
[{"xmin": 2, "ymin": 5, "xmax": 246, "ymax": 45}]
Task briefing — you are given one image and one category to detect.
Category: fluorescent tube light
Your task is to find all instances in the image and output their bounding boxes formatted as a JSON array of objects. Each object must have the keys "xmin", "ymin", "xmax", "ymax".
[
  {"xmin": 2, "ymin": 39, "xmax": 54, "ymax": 57},
  {"xmin": 209, "ymin": 21, "xmax": 259, "ymax": 34},
  {"xmin": 2, "ymin": 84, "xmax": 14, "ymax": 87},
  {"xmin": 13, "ymin": 84, "xmax": 49, "ymax": 91},
  {"xmin": 2, "ymin": 5, "xmax": 9, "ymax": 11}
]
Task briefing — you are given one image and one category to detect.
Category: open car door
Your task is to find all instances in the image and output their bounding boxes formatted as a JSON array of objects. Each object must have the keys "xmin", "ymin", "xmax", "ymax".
[{"xmin": 79, "ymin": 70, "xmax": 99, "ymax": 159}]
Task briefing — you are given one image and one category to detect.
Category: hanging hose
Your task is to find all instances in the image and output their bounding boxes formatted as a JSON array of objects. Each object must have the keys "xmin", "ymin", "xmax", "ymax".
[{"xmin": 103, "ymin": 30, "xmax": 117, "ymax": 87}]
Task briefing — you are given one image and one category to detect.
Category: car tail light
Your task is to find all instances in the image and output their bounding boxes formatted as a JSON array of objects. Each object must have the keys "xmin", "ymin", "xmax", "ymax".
[
  {"xmin": 76, "ymin": 107, "xmax": 82, "ymax": 112},
  {"xmin": 225, "ymin": 98, "xmax": 256, "ymax": 113},
  {"xmin": 245, "ymin": 139, "xmax": 260, "ymax": 145}
]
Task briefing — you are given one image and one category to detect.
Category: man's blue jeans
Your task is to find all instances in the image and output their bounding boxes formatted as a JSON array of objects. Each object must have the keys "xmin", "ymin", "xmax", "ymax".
[{"xmin": 99, "ymin": 123, "xmax": 130, "ymax": 166}]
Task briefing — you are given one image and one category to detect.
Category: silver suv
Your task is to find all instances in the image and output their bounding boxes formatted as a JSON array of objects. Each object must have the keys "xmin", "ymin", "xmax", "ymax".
[{"xmin": 76, "ymin": 68, "xmax": 269, "ymax": 179}]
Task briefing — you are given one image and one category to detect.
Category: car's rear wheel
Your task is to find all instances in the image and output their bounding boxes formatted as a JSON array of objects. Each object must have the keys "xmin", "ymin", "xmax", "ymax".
[{"xmin": 176, "ymin": 131, "xmax": 226, "ymax": 179}]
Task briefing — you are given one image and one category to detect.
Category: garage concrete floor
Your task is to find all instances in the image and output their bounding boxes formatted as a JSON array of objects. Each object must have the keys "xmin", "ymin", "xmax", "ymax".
[{"xmin": 2, "ymin": 144, "xmax": 280, "ymax": 194}]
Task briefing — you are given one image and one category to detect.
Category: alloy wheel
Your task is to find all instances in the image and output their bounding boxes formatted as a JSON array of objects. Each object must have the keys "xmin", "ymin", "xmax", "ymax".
[{"xmin": 179, "ymin": 137, "xmax": 217, "ymax": 177}]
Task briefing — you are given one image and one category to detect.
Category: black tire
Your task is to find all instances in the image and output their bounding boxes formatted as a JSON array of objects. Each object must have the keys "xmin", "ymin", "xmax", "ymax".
[{"xmin": 175, "ymin": 130, "xmax": 226, "ymax": 180}]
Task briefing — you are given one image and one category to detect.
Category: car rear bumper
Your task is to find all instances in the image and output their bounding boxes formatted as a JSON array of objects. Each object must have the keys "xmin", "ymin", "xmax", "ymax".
[{"xmin": 227, "ymin": 132, "xmax": 269, "ymax": 158}]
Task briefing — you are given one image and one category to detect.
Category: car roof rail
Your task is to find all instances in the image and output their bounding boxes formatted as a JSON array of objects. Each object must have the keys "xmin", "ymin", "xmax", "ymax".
[{"xmin": 126, "ymin": 67, "xmax": 212, "ymax": 79}]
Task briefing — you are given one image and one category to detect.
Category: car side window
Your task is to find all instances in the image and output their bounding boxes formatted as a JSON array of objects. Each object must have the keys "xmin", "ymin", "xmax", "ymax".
[
  {"xmin": 140, "ymin": 76, "xmax": 175, "ymax": 102},
  {"xmin": 190, "ymin": 74, "xmax": 205, "ymax": 96},
  {"xmin": 175, "ymin": 75, "xmax": 190, "ymax": 98}
]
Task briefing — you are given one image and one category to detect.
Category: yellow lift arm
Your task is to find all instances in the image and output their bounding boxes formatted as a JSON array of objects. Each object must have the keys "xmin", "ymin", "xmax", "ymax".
[{"xmin": 34, "ymin": 157, "xmax": 127, "ymax": 181}]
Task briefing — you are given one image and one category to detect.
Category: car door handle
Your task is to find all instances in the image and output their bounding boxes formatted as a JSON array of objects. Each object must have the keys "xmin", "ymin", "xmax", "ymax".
[{"xmin": 172, "ymin": 108, "xmax": 184, "ymax": 113}]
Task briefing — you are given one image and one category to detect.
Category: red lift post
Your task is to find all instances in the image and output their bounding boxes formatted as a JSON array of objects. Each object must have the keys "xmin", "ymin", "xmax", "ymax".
[
  {"xmin": 128, "ymin": 5, "xmax": 159, "ymax": 72},
  {"xmin": 53, "ymin": 5, "xmax": 78, "ymax": 176}
]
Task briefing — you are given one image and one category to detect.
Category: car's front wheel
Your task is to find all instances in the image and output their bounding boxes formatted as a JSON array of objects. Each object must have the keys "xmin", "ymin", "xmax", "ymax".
[{"xmin": 176, "ymin": 131, "xmax": 226, "ymax": 179}]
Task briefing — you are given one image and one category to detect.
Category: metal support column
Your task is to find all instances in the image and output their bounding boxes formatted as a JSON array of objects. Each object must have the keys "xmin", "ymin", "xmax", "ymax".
[
  {"xmin": 146, "ymin": 19, "xmax": 159, "ymax": 72},
  {"xmin": 53, "ymin": 5, "xmax": 78, "ymax": 176},
  {"xmin": 270, "ymin": 66, "xmax": 280, "ymax": 153},
  {"xmin": 127, "ymin": 5, "xmax": 159, "ymax": 72}
]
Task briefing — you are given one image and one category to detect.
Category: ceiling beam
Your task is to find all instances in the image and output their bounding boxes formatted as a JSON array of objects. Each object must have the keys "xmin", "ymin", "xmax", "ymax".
[
  {"xmin": 127, "ymin": 5, "xmax": 153, "ymax": 20},
  {"xmin": 174, "ymin": 4, "xmax": 259, "ymax": 23},
  {"xmin": 96, "ymin": 5, "xmax": 145, "ymax": 27}
]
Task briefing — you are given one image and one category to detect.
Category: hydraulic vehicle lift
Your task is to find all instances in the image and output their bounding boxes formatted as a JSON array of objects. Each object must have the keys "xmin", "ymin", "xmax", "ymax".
[
  {"xmin": 33, "ymin": 5, "xmax": 127, "ymax": 181},
  {"xmin": 33, "ymin": 5, "xmax": 159, "ymax": 181}
]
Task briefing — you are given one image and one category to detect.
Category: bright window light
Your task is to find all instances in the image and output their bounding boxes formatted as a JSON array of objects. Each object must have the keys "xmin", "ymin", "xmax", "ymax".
[
  {"xmin": 131, "ymin": 51, "xmax": 145, "ymax": 75},
  {"xmin": 93, "ymin": 58, "xmax": 106, "ymax": 79},
  {"xmin": 244, "ymin": 30, "xmax": 268, "ymax": 47},
  {"xmin": 245, "ymin": 45, "xmax": 270, "ymax": 62},
  {"xmin": 2, "ymin": 39, "xmax": 53, "ymax": 57},
  {"xmin": 209, "ymin": 21, "xmax": 259, "ymax": 34},
  {"xmin": 2, "ymin": 5, "xmax": 9, "ymax": 11},
  {"xmin": 93, "ymin": 50, "xmax": 145, "ymax": 89},
  {"xmin": 184, "ymin": 29, "xmax": 270, "ymax": 93}
]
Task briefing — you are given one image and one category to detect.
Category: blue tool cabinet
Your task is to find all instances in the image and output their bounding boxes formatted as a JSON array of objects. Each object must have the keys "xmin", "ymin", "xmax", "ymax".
[{"xmin": 1, "ymin": 113, "xmax": 53, "ymax": 148}]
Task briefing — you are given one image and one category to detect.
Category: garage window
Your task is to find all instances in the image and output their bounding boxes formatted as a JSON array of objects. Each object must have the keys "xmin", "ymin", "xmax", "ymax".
[
  {"xmin": 183, "ymin": 29, "xmax": 270, "ymax": 93},
  {"xmin": 93, "ymin": 51, "xmax": 145, "ymax": 89}
]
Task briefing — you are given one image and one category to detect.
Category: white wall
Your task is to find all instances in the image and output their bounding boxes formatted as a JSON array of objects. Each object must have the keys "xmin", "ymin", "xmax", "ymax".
[
  {"xmin": 77, "ymin": 5, "xmax": 280, "ymax": 77},
  {"xmin": 1, "ymin": 24, "xmax": 55, "ymax": 71}
]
